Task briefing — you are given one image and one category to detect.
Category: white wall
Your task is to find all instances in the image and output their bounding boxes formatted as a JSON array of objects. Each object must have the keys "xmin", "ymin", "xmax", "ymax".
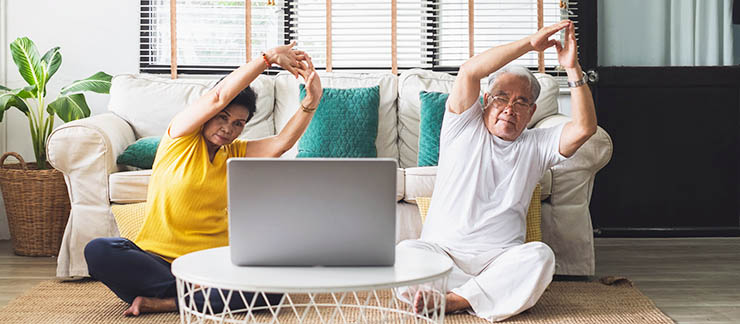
[
  {"xmin": 0, "ymin": 0, "xmax": 8, "ymax": 239},
  {"xmin": 0, "ymin": 0, "xmax": 139, "ymax": 239}
]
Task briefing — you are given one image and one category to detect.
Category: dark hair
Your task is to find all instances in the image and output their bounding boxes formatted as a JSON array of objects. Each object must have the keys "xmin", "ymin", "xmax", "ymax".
[{"xmin": 215, "ymin": 76, "xmax": 257, "ymax": 123}]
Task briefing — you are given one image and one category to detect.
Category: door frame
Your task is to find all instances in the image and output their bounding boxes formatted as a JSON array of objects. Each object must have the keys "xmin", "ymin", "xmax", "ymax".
[{"xmin": 577, "ymin": 1, "xmax": 740, "ymax": 237}]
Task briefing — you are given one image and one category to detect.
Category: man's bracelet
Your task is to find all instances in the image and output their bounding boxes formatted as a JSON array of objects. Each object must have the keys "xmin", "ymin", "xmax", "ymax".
[{"xmin": 567, "ymin": 71, "xmax": 588, "ymax": 88}]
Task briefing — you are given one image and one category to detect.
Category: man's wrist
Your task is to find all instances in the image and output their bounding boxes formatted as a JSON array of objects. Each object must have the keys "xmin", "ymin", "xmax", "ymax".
[
  {"xmin": 566, "ymin": 65, "xmax": 588, "ymax": 88},
  {"xmin": 565, "ymin": 65, "xmax": 583, "ymax": 81},
  {"xmin": 524, "ymin": 37, "xmax": 537, "ymax": 52}
]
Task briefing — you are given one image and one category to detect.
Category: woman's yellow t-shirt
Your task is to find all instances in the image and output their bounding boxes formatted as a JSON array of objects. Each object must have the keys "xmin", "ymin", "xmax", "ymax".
[{"xmin": 134, "ymin": 126, "xmax": 247, "ymax": 262}]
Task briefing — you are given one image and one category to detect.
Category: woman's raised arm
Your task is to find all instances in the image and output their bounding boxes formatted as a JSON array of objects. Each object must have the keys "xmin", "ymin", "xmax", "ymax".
[{"xmin": 169, "ymin": 42, "xmax": 307, "ymax": 138}]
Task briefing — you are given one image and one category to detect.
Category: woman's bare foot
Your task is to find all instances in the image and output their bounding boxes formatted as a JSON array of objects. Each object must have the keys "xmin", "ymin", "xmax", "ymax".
[
  {"xmin": 123, "ymin": 296, "xmax": 177, "ymax": 316},
  {"xmin": 413, "ymin": 291, "xmax": 470, "ymax": 314}
]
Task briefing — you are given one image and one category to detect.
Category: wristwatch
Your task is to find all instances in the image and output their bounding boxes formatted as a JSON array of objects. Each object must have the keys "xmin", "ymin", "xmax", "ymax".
[{"xmin": 567, "ymin": 71, "xmax": 588, "ymax": 88}]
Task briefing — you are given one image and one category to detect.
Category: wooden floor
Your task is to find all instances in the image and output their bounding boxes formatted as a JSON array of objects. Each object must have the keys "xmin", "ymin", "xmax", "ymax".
[
  {"xmin": 0, "ymin": 240, "xmax": 57, "ymax": 307},
  {"xmin": 0, "ymin": 238, "xmax": 738, "ymax": 323},
  {"xmin": 593, "ymin": 237, "xmax": 740, "ymax": 324}
]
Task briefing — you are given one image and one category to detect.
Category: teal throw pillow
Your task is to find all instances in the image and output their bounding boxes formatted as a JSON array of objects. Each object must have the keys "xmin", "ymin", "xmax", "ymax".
[
  {"xmin": 117, "ymin": 136, "xmax": 161, "ymax": 169},
  {"xmin": 418, "ymin": 91, "xmax": 448, "ymax": 167},
  {"xmin": 297, "ymin": 85, "xmax": 380, "ymax": 158},
  {"xmin": 417, "ymin": 92, "xmax": 484, "ymax": 167}
]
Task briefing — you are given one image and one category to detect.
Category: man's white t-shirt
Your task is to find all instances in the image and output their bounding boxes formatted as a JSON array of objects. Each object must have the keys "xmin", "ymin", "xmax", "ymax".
[{"xmin": 420, "ymin": 100, "xmax": 568, "ymax": 254}]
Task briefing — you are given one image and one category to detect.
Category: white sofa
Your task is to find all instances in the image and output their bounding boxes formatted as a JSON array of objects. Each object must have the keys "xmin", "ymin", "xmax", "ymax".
[{"xmin": 47, "ymin": 69, "xmax": 612, "ymax": 279}]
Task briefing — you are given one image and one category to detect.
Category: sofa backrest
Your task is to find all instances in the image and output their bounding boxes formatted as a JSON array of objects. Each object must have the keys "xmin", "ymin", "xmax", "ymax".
[
  {"xmin": 108, "ymin": 74, "xmax": 276, "ymax": 140},
  {"xmin": 107, "ymin": 70, "xmax": 558, "ymax": 168},
  {"xmin": 273, "ymin": 71, "xmax": 399, "ymax": 159},
  {"xmin": 396, "ymin": 69, "xmax": 560, "ymax": 168}
]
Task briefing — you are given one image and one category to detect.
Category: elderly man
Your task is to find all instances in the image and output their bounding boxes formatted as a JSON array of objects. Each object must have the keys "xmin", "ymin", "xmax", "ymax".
[{"xmin": 398, "ymin": 20, "xmax": 597, "ymax": 322}]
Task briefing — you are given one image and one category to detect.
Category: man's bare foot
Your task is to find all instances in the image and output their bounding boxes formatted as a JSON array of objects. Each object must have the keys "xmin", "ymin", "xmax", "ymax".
[
  {"xmin": 123, "ymin": 296, "xmax": 177, "ymax": 316},
  {"xmin": 444, "ymin": 292, "xmax": 471, "ymax": 313},
  {"xmin": 413, "ymin": 291, "xmax": 470, "ymax": 314}
]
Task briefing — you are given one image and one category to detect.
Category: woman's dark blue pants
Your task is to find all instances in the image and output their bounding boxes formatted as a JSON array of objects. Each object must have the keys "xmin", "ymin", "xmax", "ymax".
[{"xmin": 84, "ymin": 237, "xmax": 282, "ymax": 312}]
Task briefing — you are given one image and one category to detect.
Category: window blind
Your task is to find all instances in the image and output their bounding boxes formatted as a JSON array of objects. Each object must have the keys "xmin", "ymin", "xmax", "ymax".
[
  {"xmin": 141, "ymin": 0, "xmax": 578, "ymax": 78},
  {"xmin": 428, "ymin": 0, "xmax": 577, "ymax": 75},
  {"xmin": 140, "ymin": 0, "xmax": 284, "ymax": 75},
  {"xmin": 287, "ymin": 0, "xmax": 426, "ymax": 71}
]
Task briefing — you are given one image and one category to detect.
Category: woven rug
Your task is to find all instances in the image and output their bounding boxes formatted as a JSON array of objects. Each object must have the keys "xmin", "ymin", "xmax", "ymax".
[{"xmin": 0, "ymin": 278, "xmax": 674, "ymax": 324}]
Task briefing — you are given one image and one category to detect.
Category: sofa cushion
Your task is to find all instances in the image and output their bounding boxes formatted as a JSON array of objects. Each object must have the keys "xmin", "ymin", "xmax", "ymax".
[
  {"xmin": 403, "ymin": 166, "xmax": 552, "ymax": 203},
  {"xmin": 395, "ymin": 168, "xmax": 404, "ymax": 202},
  {"xmin": 109, "ymin": 168, "xmax": 405, "ymax": 203},
  {"xmin": 108, "ymin": 74, "xmax": 275, "ymax": 140},
  {"xmin": 297, "ymin": 85, "xmax": 380, "ymax": 158},
  {"xmin": 403, "ymin": 166, "xmax": 438, "ymax": 203},
  {"xmin": 110, "ymin": 203, "xmax": 146, "ymax": 240},
  {"xmin": 274, "ymin": 72, "xmax": 398, "ymax": 159},
  {"xmin": 109, "ymin": 170, "xmax": 151, "ymax": 203},
  {"xmin": 397, "ymin": 69, "xmax": 559, "ymax": 168}
]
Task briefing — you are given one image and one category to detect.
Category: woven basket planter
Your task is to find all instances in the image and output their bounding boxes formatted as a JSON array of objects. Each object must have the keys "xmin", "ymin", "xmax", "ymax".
[{"xmin": 0, "ymin": 152, "xmax": 70, "ymax": 256}]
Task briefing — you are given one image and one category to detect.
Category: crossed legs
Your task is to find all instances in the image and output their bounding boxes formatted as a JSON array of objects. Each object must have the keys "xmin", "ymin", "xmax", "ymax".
[
  {"xmin": 84, "ymin": 238, "xmax": 282, "ymax": 316},
  {"xmin": 397, "ymin": 239, "xmax": 555, "ymax": 322}
]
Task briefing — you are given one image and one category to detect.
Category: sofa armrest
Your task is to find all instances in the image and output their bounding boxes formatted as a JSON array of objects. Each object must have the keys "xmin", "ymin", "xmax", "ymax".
[
  {"xmin": 46, "ymin": 113, "xmax": 136, "ymax": 278},
  {"xmin": 534, "ymin": 114, "xmax": 613, "ymax": 173},
  {"xmin": 533, "ymin": 114, "xmax": 613, "ymax": 276},
  {"xmin": 48, "ymin": 113, "xmax": 135, "ymax": 175}
]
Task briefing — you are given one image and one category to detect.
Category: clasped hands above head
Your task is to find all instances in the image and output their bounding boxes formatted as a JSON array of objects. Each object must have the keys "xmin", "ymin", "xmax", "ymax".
[{"xmin": 264, "ymin": 42, "xmax": 322, "ymax": 111}]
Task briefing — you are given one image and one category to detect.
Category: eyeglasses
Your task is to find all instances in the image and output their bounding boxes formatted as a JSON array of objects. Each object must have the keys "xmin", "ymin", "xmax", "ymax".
[{"xmin": 489, "ymin": 95, "xmax": 532, "ymax": 112}]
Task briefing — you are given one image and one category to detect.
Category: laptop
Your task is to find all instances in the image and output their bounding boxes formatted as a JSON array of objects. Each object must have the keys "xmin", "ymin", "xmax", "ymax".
[{"xmin": 227, "ymin": 158, "xmax": 397, "ymax": 266}]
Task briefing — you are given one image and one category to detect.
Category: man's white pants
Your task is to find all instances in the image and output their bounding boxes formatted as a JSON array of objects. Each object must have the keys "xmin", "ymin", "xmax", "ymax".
[{"xmin": 397, "ymin": 239, "xmax": 555, "ymax": 322}]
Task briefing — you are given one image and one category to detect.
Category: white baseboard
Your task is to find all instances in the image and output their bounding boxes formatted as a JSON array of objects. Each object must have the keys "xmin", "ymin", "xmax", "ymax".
[{"xmin": 0, "ymin": 0, "xmax": 11, "ymax": 240}]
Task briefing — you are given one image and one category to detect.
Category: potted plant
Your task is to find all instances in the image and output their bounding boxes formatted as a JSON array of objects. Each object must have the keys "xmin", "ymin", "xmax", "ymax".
[{"xmin": 0, "ymin": 37, "xmax": 111, "ymax": 256}]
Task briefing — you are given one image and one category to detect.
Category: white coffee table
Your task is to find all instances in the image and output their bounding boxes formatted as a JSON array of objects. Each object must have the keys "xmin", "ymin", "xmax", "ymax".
[{"xmin": 171, "ymin": 246, "xmax": 453, "ymax": 324}]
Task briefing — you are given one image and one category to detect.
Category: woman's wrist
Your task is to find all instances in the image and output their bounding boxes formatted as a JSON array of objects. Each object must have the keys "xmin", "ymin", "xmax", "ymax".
[
  {"xmin": 263, "ymin": 49, "xmax": 278, "ymax": 66},
  {"xmin": 300, "ymin": 100, "xmax": 317, "ymax": 113},
  {"xmin": 260, "ymin": 52, "xmax": 272, "ymax": 69}
]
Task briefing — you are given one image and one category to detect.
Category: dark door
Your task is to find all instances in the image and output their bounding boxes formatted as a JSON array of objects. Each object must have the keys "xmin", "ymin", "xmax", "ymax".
[{"xmin": 578, "ymin": 1, "xmax": 740, "ymax": 236}]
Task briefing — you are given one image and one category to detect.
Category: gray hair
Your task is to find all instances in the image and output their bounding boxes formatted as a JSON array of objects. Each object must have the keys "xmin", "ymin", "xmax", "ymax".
[{"xmin": 485, "ymin": 65, "xmax": 540, "ymax": 102}]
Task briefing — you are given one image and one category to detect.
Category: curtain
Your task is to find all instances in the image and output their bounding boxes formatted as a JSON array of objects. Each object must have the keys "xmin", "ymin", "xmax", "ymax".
[
  {"xmin": 599, "ymin": 0, "xmax": 735, "ymax": 66},
  {"xmin": 670, "ymin": 0, "xmax": 734, "ymax": 65}
]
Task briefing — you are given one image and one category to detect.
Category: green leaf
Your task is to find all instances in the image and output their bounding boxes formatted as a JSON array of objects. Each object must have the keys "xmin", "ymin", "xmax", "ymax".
[
  {"xmin": 60, "ymin": 71, "xmax": 112, "ymax": 95},
  {"xmin": 40, "ymin": 47, "xmax": 62, "ymax": 82},
  {"xmin": 0, "ymin": 93, "xmax": 30, "ymax": 122},
  {"xmin": 47, "ymin": 94, "xmax": 91, "ymax": 123},
  {"xmin": 9, "ymin": 37, "xmax": 44, "ymax": 88},
  {"xmin": 0, "ymin": 85, "xmax": 10, "ymax": 92},
  {"xmin": 13, "ymin": 85, "xmax": 37, "ymax": 99}
]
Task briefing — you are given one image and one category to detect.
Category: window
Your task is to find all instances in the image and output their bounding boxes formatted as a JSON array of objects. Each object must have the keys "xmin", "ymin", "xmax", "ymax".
[
  {"xmin": 140, "ymin": 0, "xmax": 577, "ymax": 76},
  {"xmin": 433, "ymin": 0, "xmax": 570, "ymax": 73},
  {"xmin": 140, "ymin": 0, "xmax": 284, "ymax": 74}
]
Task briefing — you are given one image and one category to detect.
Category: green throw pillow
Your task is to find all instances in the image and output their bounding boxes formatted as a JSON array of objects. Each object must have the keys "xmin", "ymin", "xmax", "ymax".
[
  {"xmin": 117, "ymin": 136, "xmax": 161, "ymax": 169},
  {"xmin": 418, "ymin": 91, "xmax": 448, "ymax": 167},
  {"xmin": 418, "ymin": 92, "xmax": 484, "ymax": 167},
  {"xmin": 297, "ymin": 85, "xmax": 380, "ymax": 158}
]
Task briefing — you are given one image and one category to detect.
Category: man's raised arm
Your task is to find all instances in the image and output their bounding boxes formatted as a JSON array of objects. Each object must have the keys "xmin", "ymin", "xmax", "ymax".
[
  {"xmin": 447, "ymin": 20, "xmax": 571, "ymax": 115},
  {"xmin": 556, "ymin": 22, "xmax": 597, "ymax": 157}
]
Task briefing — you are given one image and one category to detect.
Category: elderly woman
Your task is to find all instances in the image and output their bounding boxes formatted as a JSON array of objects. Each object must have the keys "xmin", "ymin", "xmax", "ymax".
[{"xmin": 83, "ymin": 42, "xmax": 322, "ymax": 316}]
